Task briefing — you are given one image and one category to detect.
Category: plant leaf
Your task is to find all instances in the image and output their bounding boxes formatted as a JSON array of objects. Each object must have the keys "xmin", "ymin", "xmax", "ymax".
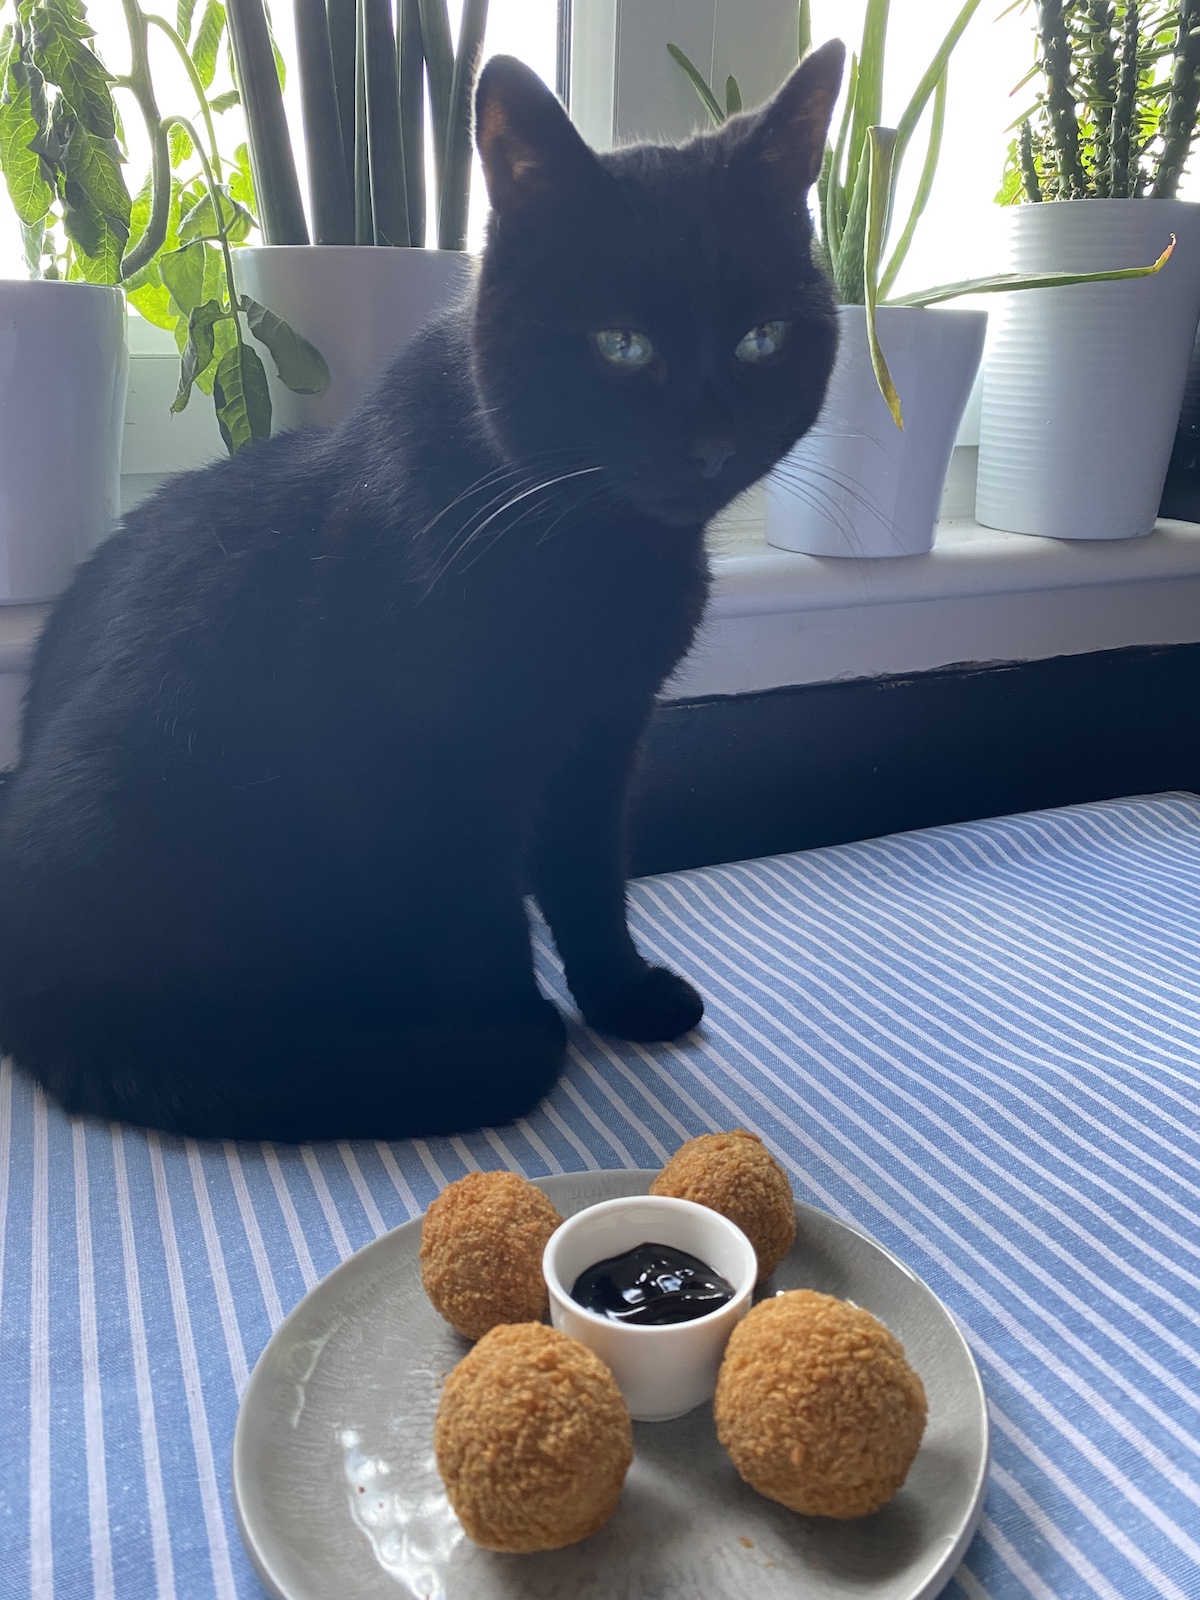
[
  {"xmin": 173, "ymin": 296, "xmax": 222, "ymax": 412},
  {"xmin": 864, "ymin": 126, "xmax": 903, "ymax": 430},
  {"xmin": 169, "ymin": 120, "xmax": 193, "ymax": 166},
  {"xmin": 177, "ymin": 0, "xmax": 199, "ymax": 44},
  {"xmin": 19, "ymin": 215, "xmax": 45, "ymax": 273},
  {"xmin": 56, "ymin": 110, "xmax": 129, "ymax": 282},
  {"xmin": 212, "ymin": 339, "xmax": 272, "ymax": 452},
  {"xmin": 178, "ymin": 182, "xmax": 253, "ymax": 242},
  {"xmin": 886, "ymin": 236, "xmax": 1176, "ymax": 306},
  {"xmin": 160, "ymin": 237, "xmax": 207, "ymax": 314},
  {"xmin": 209, "ymin": 88, "xmax": 239, "ymax": 113},
  {"xmin": 666, "ymin": 42, "xmax": 725, "ymax": 127},
  {"xmin": 127, "ymin": 277, "xmax": 180, "ymax": 331},
  {"xmin": 725, "ymin": 74, "xmax": 741, "ymax": 116},
  {"xmin": 239, "ymin": 294, "xmax": 330, "ymax": 393},
  {"xmin": 845, "ymin": 0, "xmax": 889, "ymax": 198},
  {"xmin": 0, "ymin": 47, "xmax": 54, "ymax": 224},
  {"xmin": 191, "ymin": 0, "xmax": 225, "ymax": 89},
  {"xmin": 229, "ymin": 140, "xmax": 255, "ymax": 211},
  {"xmin": 892, "ymin": 0, "xmax": 984, "ymax": 175},
  {"xmin": 26, "ymin": 0, "xmax": 117, "ymax": 139},
  {"xmin": 879, "ymin": 66, "xmax": 947, "ymax": 300}
]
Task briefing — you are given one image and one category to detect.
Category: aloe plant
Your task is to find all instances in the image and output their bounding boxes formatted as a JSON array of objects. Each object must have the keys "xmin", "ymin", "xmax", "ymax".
[
  {"xmin": 998, "ymin": 1, "xmax": 1200, "ymax": 203},
  {"xmin": 0, "ymin": 0, "xmax": 328, "ymax": 449},
  {"xmin": 672, "ymin": 0, "xmax": 1173, "ymax": 428}
]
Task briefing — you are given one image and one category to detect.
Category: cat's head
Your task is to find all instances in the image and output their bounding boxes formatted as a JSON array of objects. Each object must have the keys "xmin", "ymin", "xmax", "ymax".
[{"xmin": 472, "ymin": 44, "xmax": 844, "ymax": 529}]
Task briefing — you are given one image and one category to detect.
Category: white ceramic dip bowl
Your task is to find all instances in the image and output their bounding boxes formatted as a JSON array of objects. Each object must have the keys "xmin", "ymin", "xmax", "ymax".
[{"xmin": 542, "ymin": 1194, "xmax": 756, "ymax": 1422}]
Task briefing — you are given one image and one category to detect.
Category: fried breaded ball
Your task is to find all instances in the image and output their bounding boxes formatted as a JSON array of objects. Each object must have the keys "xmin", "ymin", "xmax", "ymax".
[
  {"xmin": 419, "ymin": 1170, "xmax": 563, "ymax": 1341},
  {"xmin": 434, "ymin": 1322, "xmax": 633, "ymax": 1551},
  {"xmin": 714, "ymin": 1290, "xmax": 927, "ymax": 1519},
  {"xmin": 650, "ymin": 1129, "xmax": 796, "ymax": 1281}
]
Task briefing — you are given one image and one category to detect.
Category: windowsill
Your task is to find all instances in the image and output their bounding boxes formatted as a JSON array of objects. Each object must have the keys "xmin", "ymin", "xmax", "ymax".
[
  {"xmin": 4, "ymin": 493, "xmax": 1198, "ymax": 703},
  {"xmin": 705, "ymin": 488, "xmax": 1200, "ymax": 617}
]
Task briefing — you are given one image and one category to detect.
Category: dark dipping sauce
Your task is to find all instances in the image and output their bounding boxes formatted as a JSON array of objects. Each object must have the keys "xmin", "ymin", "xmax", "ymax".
[{"xmin": 570, "ymin": 1241, "xmax": 735, "ymax": 1326}]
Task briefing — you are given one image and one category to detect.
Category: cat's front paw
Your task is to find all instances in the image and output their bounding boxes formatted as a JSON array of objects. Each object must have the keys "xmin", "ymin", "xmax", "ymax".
[{"xmin": 578, "ymin": 965, "xmax": 704, "ymax": 1042}]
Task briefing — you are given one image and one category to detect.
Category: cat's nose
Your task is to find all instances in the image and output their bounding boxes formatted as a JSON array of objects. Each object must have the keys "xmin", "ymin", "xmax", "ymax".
[{"xmin": 689, "ymin": 436, "xmax": 736, "ymax": 480}]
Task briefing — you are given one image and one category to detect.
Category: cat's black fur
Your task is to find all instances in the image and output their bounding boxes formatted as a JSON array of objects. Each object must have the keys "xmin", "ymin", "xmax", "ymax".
[{"xmin": 0, "ymin": 47, "xmax": 843, "ymax": 1140}]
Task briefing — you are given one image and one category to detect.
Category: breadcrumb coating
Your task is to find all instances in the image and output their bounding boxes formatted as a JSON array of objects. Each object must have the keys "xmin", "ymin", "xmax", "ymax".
[
  {"xmin": 714, "ymin": 1290, "xmax": 927, "ymax": 1519},
  {"xmin": 650, "ymin": 1129, "xmax": 796, "ymax": 1281},
  {"xmin": 419, "ymin": 1170, "xmax": 563, "ymax": 1341},
  {"xmin": 434, "ymin": 1323, "xmax": 633, "ymax": 1551}
]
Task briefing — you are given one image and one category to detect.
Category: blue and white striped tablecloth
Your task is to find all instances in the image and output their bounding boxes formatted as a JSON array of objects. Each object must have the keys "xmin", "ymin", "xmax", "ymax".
[{"xmin": 2, "ymin": 792, "xmax": 1199, "ymax": 1600}]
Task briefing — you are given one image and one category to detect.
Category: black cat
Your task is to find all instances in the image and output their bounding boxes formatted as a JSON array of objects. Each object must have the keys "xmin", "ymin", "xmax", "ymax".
[{"xmin": 0, "ymin": 45, "xmax": 843, "ymax": 1140}]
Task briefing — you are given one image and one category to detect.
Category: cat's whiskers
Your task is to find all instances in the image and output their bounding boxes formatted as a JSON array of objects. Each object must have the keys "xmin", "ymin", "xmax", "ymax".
[
  {"xmin": 414, "ymin": 448, "xmax": 584, "ymax": 546},
  {"xmin": 769, "ymin": 459, "xmax": 893, "ymax": 549},
  {"xmin": 418, "ymin": 464, "xmax": 607, "ymax": 598}
]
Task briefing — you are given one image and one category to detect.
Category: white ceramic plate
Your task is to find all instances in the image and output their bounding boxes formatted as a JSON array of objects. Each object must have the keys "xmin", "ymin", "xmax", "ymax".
[{"xmin": 234, "ymin": 1170, "xmax": 989, "ymax": 1600}]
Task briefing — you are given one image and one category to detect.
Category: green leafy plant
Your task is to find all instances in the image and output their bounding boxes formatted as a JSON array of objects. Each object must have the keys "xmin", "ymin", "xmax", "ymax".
[
  {"xmin": 998, "ymin": 1, "xmax": 1200, "ymax": 203},
  {"xmin": 237, "ymin": 0, "xmax": 488, "ymax": 249},
  {"xmin": 0, "ymin": 0, "xmax": 329, "ymax": 449},
  {"xmin": 670, "ymin": 0, "xmax": 1173, "ymax": 427}
]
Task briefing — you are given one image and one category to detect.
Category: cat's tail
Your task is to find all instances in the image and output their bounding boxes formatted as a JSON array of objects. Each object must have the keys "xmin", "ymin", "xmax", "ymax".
[{"xmin": 11, "ymin": 1001, "xmax": 568, "ymax": 1143}]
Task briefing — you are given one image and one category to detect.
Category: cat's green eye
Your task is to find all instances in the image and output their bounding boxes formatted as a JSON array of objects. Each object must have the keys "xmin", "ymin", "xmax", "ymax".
[
  {"xmin": 735, "ymin": 320, "xmax": 789, "ymax": 365},
  {"xmin": 593, "ymin": 329, "xmax": 655, "ymax": 370}
]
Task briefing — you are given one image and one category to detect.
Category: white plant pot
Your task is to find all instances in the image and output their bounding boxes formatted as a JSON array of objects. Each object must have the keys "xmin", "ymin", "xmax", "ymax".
[
  {"xmin": 765, "ymin": 305, "xmax": 987, "ymax": 558},
  {"xmin": 234, "ymin": 246, "xmax": 476, "ymax": 430},
  {"xmin": 975, "ymin": 198, "xmax": 1200, "ymax": 540},
  {"xmin": 0, "ymin": 281, "xmax": 127, "ymax": 603}
]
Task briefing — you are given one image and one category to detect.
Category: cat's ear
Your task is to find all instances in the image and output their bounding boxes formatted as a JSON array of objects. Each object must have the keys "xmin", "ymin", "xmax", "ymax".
[
  {"xmin": 476, "ymin": 55, "xmax": 602, "ymax": 215},
  {"xmin": 739, "ymin": 39, "xmax": 846, "ymax": 191}
]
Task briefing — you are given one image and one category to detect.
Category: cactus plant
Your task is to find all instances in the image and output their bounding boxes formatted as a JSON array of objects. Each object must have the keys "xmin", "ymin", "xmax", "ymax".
[
  {"xmin": 672, "ymin": 0, "xmax": 1173, "ymax": 427},
  {"xmin": 999, "ymin": 1, "xmax": 1200, "ymax": 204}
]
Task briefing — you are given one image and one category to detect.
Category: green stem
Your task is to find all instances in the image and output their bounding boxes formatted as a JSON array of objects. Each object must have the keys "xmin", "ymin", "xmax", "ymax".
[
  {"xmin": 117, "ymin": 0, "xmax": 172, "ymax": 279},
  {"xmin": 1037, "ymin": 0, "xmax": 1086, "ymax": 195},
  {"xmin": 1086, "ymin": 0, "xmax": 1117, "ymax": 198},
  {"xmin": 1110, "ymin": 0, "xmax": 1138, "ymax": 197},
  {"xmin": 164, "ymin": 112, "xmax": 243, "ymax": 346},
  {"xmin": 1018, "ymin": 117, "xmax": 1042, "ymax": 201},
  {"xmin": 1152, "ymin": 0, "xmax": 1200, "ymax": 197},
  {"xmin": 145, "ymin": 12, "xmax": 224, "ymax": 181}
]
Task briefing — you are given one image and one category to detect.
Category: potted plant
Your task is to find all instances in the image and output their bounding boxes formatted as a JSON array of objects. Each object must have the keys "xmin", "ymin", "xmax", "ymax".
[
  {"xmin": 672, "ymin": 0, "xmax": 1173, "ymax": 558},
  {"xmin": 978, "ymin": 0, "xmax": 1200, "ymax": 540},
  {"xmin": 0, "ymin": 0, "xmax": 327, "ymax": 598},
  {"xmin": 231, "ymin": 0, "xmax": 485, "ymax": 429}
]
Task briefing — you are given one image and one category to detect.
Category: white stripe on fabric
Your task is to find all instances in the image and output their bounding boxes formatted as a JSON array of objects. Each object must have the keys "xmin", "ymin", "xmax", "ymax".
[
  {"xmin": 145, "ymin": 1134, "xmax": 238, "ymax": 1600},
  {"xmin": 298, "ymin": 1147, "xmax": 353, "ymax": 1260},
  {"xmin": 110, "ymin": 1128, "xmax": 177, "ymax": 1600},
  {"xmin": 72, "ymin": 1121, "xmax": 113, "ymax": 1600},
  {"xmin": 976, "ymin": 1514, "xmax": 1063, "ymax": 1600},
  {"xmin": 335, "ymin": 1143, "xmax": 387, "ymax": 1236},
  {"xmin": 222, "ymin": 1142, "xmax": 285, "ymax": 1330},
  {"xmin": 29, "ymin": 1089, "xmax": 51, "ymax": 1599},
  {"xmin": 371, "ymin": 1141, "xmax": 422, "ymax": 1215},
  {"xmin": 987, "ymin": 1463, "xmax": 1126, "ymax": 1600},
  {"xmin": 185, "ymin": 1142, "xmax": 249, "ymax": 1394},
  {"xmin": 261, "ymin": 1145, "xmax": 317, "ymax": 1291}
]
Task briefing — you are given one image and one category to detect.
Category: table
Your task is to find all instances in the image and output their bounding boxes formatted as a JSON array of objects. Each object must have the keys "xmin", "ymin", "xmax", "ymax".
[{"xmin": 2, "ymin": 793, "xmax": 1198, "ymax": 1600}]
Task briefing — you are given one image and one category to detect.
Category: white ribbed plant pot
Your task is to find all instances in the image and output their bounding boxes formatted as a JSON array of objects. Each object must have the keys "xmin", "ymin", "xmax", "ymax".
[
  {"xmin": 0, "ymin": 281, "xmax": 127, "ymax": 603},
  {"xmin": 765, "ymin": 304, "xmax": 987, "ymax": 558},
  {"xmin": 976, "ymin": 199, "xmax": 1200, "ymax": 540},
  {"xmin": 234, "ymin": 246, "xmax": 476, "ymax": 430}
]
